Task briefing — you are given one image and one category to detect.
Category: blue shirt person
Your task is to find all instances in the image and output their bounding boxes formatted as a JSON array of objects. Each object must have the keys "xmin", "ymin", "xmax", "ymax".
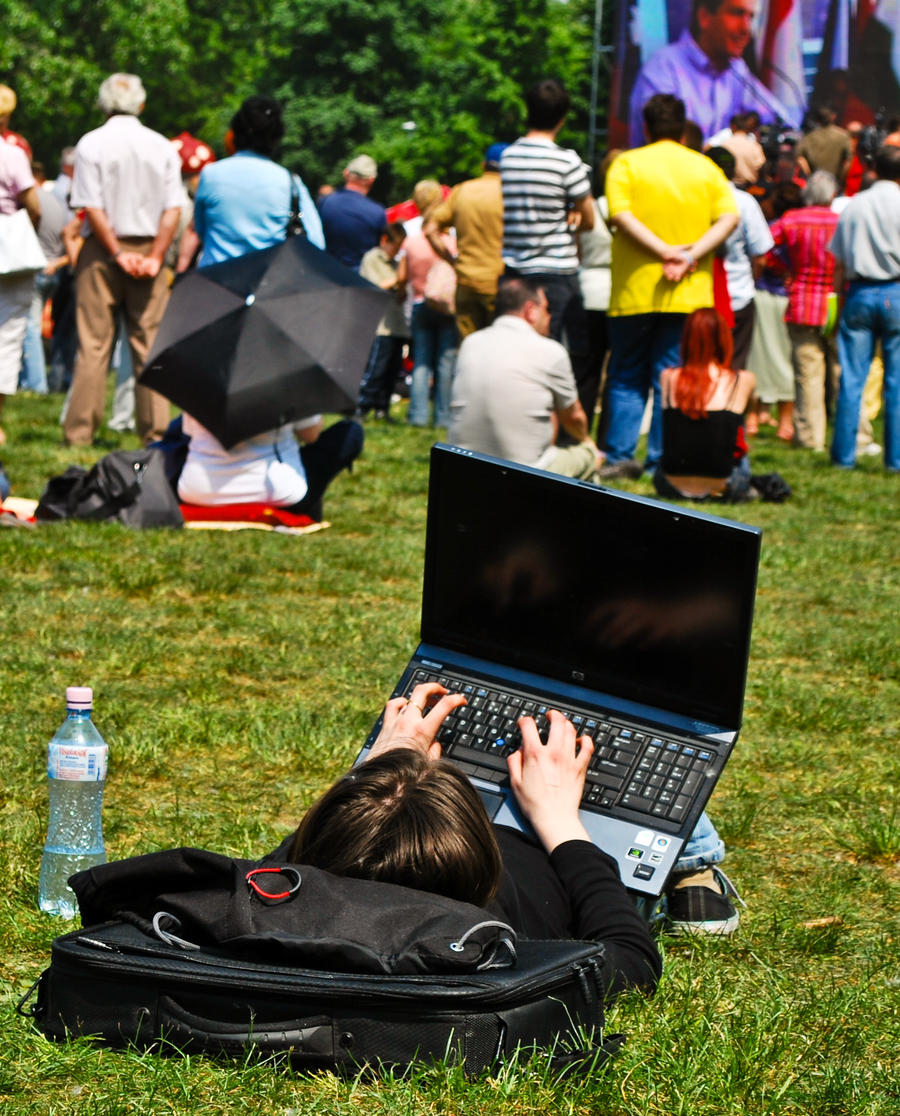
[
  {"xmin": 318, "ymin": 154, "xmax": 387, "ymax": 270},
  {"xmin": 194, "ymin": 152, "xmax": 323, "ymax": 266}
]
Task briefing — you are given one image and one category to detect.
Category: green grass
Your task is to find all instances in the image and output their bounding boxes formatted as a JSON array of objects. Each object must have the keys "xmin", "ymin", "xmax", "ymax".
[{"xmin": 2, "ymin": 394, "xmax": 899, "ymax": 1115}]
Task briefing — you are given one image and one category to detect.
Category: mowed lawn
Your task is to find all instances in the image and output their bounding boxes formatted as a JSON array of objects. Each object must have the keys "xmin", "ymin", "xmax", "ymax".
[{"xmin": 1, "ymin": 391, "xmax": 898, "ymax": 1115}]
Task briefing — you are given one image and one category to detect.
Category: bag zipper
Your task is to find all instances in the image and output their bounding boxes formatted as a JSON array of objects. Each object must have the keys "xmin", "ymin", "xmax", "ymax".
[{"xmin": 49, "ymin": 931, "xmax": 606, "ymax": 1008}]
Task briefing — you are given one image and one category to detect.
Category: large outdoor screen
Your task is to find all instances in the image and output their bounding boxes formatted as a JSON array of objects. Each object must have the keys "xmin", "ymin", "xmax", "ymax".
[{"xmin": 609, "ymin": 0, "xmax": 899, "ymax": 149}]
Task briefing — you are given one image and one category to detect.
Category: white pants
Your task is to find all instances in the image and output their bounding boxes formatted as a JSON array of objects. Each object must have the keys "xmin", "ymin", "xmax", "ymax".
[{"xmin": 0, "ymin": 274, "xmax": 34, "ymax": 394}]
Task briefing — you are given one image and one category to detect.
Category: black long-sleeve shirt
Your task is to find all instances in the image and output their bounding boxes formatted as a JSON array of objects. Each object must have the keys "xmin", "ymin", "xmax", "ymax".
[
  {"xmin": 265, "ymin": 823, "xmax": 661, "ymax": 996},
  {"xmin": 489, "ymin": 826, "xmax": 662, "ymax": 996}
]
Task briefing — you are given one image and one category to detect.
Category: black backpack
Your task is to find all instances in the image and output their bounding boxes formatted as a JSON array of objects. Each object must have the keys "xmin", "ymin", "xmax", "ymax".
[{"xmin": 36, "ymin": 449, "xmax": 183, "ymax": 529}]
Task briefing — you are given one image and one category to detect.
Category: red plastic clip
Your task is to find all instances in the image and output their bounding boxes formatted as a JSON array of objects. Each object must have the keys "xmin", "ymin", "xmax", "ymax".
[{"xmin": 245, "ymin": 866, "xmax": 302, "ymax": 901}]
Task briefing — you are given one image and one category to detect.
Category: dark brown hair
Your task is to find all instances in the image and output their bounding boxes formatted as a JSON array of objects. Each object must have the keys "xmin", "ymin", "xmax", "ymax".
[
  {"xmin": 525, "ymin": 78, "xmax": 570, "ymax": 131},
  {"xmin": 383, "ymin": 222, "xmax": 407, "ymax": 247},
  {"xmin": 706, "ymin": 145, "xmax": 737, "ymax": 180},
  {"xmin": 495, "ymin": 276, "xmax": 544, "ymax": 317},
  {"xmin": 690, "ymin": 0, "xmax": 729, "ymax": 39},
  {"xmin": 230, "ymin": 95, "xmax": 284, "ymax": 157},
  {"xmin": 875, "ymin": 142, "xmax": 900, "ymax": 182},
  {"xmin": 643, "ymin": 94, "xmax": 686, "ymax": 142},
  {"xmin": 288, "ymin": 749, "xmax": 503, "ymax": 907}
]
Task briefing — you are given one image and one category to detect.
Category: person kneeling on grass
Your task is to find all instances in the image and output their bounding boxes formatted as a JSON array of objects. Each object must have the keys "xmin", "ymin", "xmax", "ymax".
[
  {"xmin": 176, "ymin": 413, "xmax": 362, "ymax": 523},
  {"xmin": 654, "ymin": 307, "xmax": 756, "ymax": 503},
  {"xmin": 654, "ymin": 307, "xmax": 791, "ymax": 504}
]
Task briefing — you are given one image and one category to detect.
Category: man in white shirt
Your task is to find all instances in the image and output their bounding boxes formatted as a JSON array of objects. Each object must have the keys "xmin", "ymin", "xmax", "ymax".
[
  {"xmin": 705, "ymin": 146, "xmax": 774, "ymax": 369},
  {"xmin": 63, "ymin": 73, "xmax": 182, "ymax": 446},
  {"xmin": 448, "ymin": 277, "xmax": 603, "ymax": 480},
  {"xmin": 628, "ymin": 0, "xmax": 799, "ymax": 147}
]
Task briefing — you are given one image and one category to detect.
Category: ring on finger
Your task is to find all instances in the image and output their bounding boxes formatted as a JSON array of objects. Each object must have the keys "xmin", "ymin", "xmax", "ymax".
[{"xmin": 407, "ymin": 701, "xmax": 425, "ymax": 715}]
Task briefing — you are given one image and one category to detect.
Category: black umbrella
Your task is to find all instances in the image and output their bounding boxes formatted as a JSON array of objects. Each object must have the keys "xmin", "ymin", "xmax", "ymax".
[{"xmin": 140, "ymin": 236, "xmax": 389, "ymax": 448}]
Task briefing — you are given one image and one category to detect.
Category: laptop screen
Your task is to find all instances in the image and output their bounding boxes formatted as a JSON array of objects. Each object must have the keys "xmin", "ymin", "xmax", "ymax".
[{"xmin": 422, "ymin": 446, "xmax": 761, "ymax": 732}]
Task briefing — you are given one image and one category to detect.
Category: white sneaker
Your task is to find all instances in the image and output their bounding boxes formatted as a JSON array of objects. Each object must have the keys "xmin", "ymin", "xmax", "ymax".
[{"xmin": 858, "ymin": 442, "xmax": 882, "ymax": 457}]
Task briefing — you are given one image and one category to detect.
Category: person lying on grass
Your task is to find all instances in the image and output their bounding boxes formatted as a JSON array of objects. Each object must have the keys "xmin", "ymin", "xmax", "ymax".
[{"xmin": 270, "ymin": 682, "xmax": 662, "ymax": 998}]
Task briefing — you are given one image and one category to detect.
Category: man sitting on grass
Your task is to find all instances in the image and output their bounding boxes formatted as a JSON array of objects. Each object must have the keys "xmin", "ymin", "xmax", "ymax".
[{"xmin": 448, "ymin": 277, "xmax": 604, "ymax": 481}]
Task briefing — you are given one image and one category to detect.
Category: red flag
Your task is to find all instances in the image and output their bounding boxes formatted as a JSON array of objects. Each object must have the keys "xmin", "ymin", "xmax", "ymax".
[{"xmin": 758, "ymin": 0, "xmax": 805, "ymax": 126}]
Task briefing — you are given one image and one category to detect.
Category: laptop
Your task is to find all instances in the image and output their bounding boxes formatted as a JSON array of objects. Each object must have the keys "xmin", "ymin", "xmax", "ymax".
[{"xmin": 357, "ymin": 444, "xmax": 762, "ymax": 897}]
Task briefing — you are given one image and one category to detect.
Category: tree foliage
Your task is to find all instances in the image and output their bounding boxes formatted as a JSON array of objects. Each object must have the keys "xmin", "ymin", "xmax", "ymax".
[{"xmin": 1, "ymin": 0, "xmax": 603, "ymax": 199}]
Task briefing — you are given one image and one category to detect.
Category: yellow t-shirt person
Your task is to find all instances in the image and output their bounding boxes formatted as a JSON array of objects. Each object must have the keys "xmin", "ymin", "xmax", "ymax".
[{"xmin": 606, "ymin": 141, "xmax": 737, "ymax": 317}]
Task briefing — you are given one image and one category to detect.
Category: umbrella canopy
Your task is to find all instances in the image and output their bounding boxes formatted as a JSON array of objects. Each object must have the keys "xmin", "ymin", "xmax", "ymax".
[{"xmin": 140, "ymin": 236, "xmax": 389, "ymax": 448}]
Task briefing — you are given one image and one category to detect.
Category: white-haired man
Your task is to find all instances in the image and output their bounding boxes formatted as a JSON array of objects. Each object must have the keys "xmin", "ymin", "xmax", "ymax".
[{"xmin": 63, "ymin": 73, "xmax": 182, "ymax": 446}]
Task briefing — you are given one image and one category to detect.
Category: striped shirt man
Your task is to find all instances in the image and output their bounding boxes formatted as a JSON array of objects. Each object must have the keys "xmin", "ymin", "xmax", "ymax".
[
  {"xmin": 500, "ymin": 138, "xmax": 591, "ymax": 275},
  {"xmin": 769, "ymin": 206, "xmax": 839, "ymax": 326}
]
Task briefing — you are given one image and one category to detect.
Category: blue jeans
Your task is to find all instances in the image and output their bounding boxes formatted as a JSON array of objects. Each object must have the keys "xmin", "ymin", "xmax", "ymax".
[
  {"xmin": 48, "ymin": 268, "xmax": 77, "ymax": 392},
  {"xmin": 673, "ymin": 811, "xmax": 725, "ymax": 875},
  {"xmin": 408, "ymin": 302, "xmax": 457, "ymax": 427},
  {"xmin": 604, "ymin": 313, "xmax": 687, "ymax": 465},
  {"xmin": 832, "ymin": 279, "xmax": 900, "ymax": 471},
  {"xmin": 357, "ymin": 334, "xmax": 405, "ymax": 413},
  {"xmin": 18, "ymin": 273, "xmax": 55, "ymax": 394},
  {"xmin": 109, "ymin": 316, "xmax": 136, "ymax": 431}
]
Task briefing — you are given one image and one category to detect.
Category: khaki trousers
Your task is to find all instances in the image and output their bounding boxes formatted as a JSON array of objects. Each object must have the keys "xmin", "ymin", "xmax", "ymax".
[
  {"xmin": 454, "ymin": 284, "xmax": 495, "ymax": 341},
  {"xmin": 789, "ymin": 323, "xmax": 839, "ymax": 450},
  {"xmin": 543, "ymin": 442, "xmax": 598, "ymax": 481},
  {"xmin": 64, "ymin": 236, "xmax": 171, "ymax": 446},
  {"xmin": 789, "ymin": 322, "xmax": 874, "ymax": 450}
]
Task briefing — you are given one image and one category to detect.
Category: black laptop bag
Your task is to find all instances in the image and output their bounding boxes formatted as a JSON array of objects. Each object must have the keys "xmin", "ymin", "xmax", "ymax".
[
  {"xmin": 22, "ymin": 921, "xmax": 611, "ymax": 1074},
  {"xmin": 19, "ymin": 849, "xmax": 615, "ymax": 1075}
]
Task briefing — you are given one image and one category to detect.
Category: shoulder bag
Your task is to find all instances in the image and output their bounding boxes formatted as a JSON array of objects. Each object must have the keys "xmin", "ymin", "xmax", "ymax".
[{"xmin": 0, "ymin": 208, "xmax": 47, "ymax": 276}]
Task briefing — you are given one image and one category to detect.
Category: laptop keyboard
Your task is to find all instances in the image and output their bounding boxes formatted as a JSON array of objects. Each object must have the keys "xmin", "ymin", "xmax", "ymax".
[{"xmin": 403, "ymin": 669, "xmax": 716, "ymax": 828}]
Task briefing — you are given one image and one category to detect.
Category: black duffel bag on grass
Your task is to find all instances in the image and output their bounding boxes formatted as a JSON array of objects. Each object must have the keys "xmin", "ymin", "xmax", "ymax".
[{"xmin": 36, "ymin": 448, "xmax": 183, "ymax": 528}]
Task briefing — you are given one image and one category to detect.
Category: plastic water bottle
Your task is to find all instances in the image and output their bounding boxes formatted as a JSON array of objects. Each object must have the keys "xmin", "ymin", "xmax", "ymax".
[{"xmin": 38, "ymin": 687, "xmax": 108, "ymax": 918}]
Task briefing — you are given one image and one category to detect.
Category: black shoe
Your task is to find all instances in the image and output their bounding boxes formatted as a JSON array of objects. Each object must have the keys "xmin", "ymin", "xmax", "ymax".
[
  {"xmin": 298, "ymin": 497, "xmax": 323, "ymax": 522},
  {"xmin": 664, "ymin": 868, "xmax": 743, "ymax": 936},
  {"xmin": 597, "ymin": 459, "xmax": 643, "ymax": 481}
]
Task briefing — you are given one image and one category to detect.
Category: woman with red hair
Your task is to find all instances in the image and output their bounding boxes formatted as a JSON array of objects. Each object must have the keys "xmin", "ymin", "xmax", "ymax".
[{"xmin": 654, "ymin": 307, "xmax": 756, "ymax": 502}]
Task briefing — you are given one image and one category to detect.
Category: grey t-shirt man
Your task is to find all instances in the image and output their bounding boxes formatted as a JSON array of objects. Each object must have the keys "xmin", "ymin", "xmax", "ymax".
[{"xmin": 449, "ymin": 314, "xmax": 578, "ymax": 467}]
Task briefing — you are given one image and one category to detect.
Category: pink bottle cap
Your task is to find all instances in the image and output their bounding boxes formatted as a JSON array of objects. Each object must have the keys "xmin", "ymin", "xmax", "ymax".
[{"xmin": 65, "ymin": 686, "xmax": 93, "ymax": 709}]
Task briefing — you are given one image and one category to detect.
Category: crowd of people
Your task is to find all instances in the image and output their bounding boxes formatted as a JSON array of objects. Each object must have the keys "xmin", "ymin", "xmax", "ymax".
[
  {"xmin": 2, "ymin": 53, "xmax": 898, "ymax": 505},
  {"xmin": 438, "ymin": 82, "xmax": 898, "ymax": 491}
]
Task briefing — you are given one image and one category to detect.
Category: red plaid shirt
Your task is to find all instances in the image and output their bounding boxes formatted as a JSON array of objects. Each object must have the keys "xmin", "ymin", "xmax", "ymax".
[{"xmin": 768, "ymin": 206, "xmax": 839, "ymax": 327}]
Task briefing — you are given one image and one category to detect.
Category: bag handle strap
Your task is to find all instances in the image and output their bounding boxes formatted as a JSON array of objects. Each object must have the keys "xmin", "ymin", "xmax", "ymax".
[{"xmin": 286, "ymin": 170, "xmax": 305, "ymax": 238}]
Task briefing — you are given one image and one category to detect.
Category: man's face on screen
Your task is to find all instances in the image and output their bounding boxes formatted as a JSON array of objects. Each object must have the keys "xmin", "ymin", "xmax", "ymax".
[{"xmin": 697, "ymin": 0, "xmax": 755, "ymax": 66}]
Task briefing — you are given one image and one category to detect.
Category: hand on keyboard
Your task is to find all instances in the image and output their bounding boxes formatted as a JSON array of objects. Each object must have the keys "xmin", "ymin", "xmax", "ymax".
[
  {"xmin": 367, "ymin": 682, "xmax": 467, "ymax": 762},
  {"xmin": 506, "ymin": 710, "xmax": 595, "ymax": 853}
]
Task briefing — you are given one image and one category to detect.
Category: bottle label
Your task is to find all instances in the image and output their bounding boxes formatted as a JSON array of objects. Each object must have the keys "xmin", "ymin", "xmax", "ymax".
[{"xmin": 48, "ymin": 743, "xmax": 108, "ymax": 781}]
